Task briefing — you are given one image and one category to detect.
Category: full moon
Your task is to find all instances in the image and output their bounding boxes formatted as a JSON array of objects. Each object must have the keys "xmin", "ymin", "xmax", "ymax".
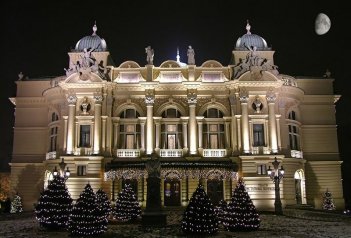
[{"xmin": 315, "ymin": 13, "xmax": 331, "ymax": 35}]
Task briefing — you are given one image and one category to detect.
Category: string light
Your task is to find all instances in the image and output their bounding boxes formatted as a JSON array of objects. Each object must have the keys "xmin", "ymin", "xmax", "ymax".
[{"xmin": 113, "ymin": 184, "xmax": 141, "ymax": 222}]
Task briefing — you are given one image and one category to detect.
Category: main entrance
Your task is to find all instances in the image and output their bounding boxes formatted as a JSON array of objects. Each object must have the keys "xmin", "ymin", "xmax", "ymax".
[
  {"xmin": 207, "ymin": 179, "xmax": 223, "ymax": 206},
  {"xmin": 164, "ymin": 179, "xmax": 180, "ymax": 206}
]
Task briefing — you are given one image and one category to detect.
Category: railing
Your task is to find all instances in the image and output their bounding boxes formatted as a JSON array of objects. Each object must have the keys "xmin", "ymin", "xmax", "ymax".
[
  {"xmin": 116, "ymin": 149, "xmax": 140, "ymax": 158},
  {"xmin": 252, "ymin": 146, "xmax": 271, "ymax": 155},
  {"xmin": 291, "ymin": 150, "xmax": 303, "ymax": 158},
  {"xmin": 159, "ymin": 149, "xmax": 183, "ymax": 157},
  {"xmin": 46, "ymin": 151, "xmax": 57, "ymax": 160},
  {"xmin": 203, "ymin": 149, "xmax": 227, "ymax": 157},
  {"xmin": 74, "ymin": 148, "xmax": 93, "ymax": 156}
]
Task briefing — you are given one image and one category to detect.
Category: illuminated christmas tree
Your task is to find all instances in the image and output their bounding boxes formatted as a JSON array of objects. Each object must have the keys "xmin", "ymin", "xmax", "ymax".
[
  {"xmin": 214, "ymin": 199, "xmax": 227, "ymax": 224},
  {"xmin": 96, "ymin": 188, "xmax": 111, "ymax": 219},
  {"xmin": 323, "ymin": 189, "xmax": 336, "ymax": 210},
  {"xmin": 223, "ymin": 178, "xmax": 260, "ymax": 231},
  {"xmin": 10, "ymin": 193, "xmax": 23, "ymax": 214},
  {"xmin": 35, "ymin": 175, "xmax": 72, "ymax": 229},
  {"xmin": 113, "ymin": 184, "xmax": 141, "ymax": 221},
  {"xmin": 69, "ymin": 184, "xmax": 107, "ymax": 236},
  {"xmin": 181, "ymin": 184, "xmax": 218, "ymax": 235}
]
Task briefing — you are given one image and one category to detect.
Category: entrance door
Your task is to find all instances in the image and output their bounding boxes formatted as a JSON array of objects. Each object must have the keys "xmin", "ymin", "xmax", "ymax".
[
  {"xmin": 122, "ymin": 179, "xmax": 138, "ymax": 199},
  {"xmin": 164, "ymin": 179, "xmax": 180, "ymax": 206},
  {"xmin": 295, "ymin": 179, "xmax": 302, "ymax": 204},
  {"xmin": 207, "ymin": 179, "xmax": 223, "ymax": 206}
]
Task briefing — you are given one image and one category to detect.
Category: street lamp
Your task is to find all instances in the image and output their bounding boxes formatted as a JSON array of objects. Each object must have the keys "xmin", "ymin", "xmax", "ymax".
[
  {"xmin": 53, "ymin": 158, "xmax": 70, "ymax": 180},
  {"xmin": 267, "ymin": 157, "xmax": 285, "ymax": 215}
]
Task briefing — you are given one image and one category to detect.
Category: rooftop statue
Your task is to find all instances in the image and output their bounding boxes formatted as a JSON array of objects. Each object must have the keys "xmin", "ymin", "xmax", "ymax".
[
  {"xmin": 145, "ymin": 46, "xmax": 154, "ymax": 65},
  {"xmin": 187, "ymin": 45, "xmax": 195, "ymax": 65}
]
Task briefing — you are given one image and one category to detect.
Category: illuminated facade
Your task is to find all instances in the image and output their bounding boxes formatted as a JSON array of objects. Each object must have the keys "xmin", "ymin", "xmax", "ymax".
[{"xmin": 9, "ymin": 23, "xmax": 344, "ymax": 211}]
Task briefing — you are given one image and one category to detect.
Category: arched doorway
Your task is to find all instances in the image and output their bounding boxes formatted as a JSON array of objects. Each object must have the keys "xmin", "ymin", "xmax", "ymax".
[
  {"xmin": 122, "ymin": 179, "xmax": 138, "ymax": 199},
  {"xmin": 294, "ymin": 169, "xmax": 306, "ymax": 204},
  {"xmin": 207, "ymin": 179, "xmax": 223, "ymax": 206},
  {"xmin": 164, "ymin": 179, "xmax": 181, "ymax": 206}
]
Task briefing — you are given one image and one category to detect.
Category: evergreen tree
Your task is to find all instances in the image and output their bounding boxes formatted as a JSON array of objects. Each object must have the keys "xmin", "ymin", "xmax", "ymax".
[
  {"xmin": 113, "ymin": 184, "xmax": 141, "ymax": 221},
  {"xmin": 214, "ymin": 199, "xmax": 227, "ymax": 224},
  {"xmin": 69, "ymin": 184, "xmax": 107, "ymax": 236},
  {"xmin": 181, "ymin": 184, "xmax": 218, "ymax": 235},
  {"xmin": 96, "ymin": 188, "xmax": 111, "ymax": 219},
  {"xmin": 223, "ymin": 179, "xmax": 260, "ymax": 231},
  {"xmin": 35, "ymin": 175, "xmax": 73, "ymax": 229},
  {"xmin": 10, "ymin": 193, "xmax": 23, "ymax": 214},
  {"xmin": 323, "ymin": 189, "xmax": 336, "ymax": 210}
]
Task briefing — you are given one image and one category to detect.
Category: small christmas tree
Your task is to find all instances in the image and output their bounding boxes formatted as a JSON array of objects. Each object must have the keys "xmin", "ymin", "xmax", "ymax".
[
  {"xmin": 323, "ymin": 189, "xmax": 336, "ymax": 210},
  {"xmin": 214, "ymin": 199, "xmax": 227, "ymax": 224},
  {"xmin": 35, "ymin": 175, "xmax": 73, "ymax": 229},
  {"xmin": 223, "ymin": 178, "xmax": 260, "ymax": 231},
  {"xmin": 113, "ymin": 184, "xmax": 141, "ymax": 221},
  {"xmin": 69, "ymin": 184, "xmax": 107, "ymax": 236},
  {"xmin": 10, "ymin": 193, "xmax": 23, "ymax": 214},
  {"xmin": 96, "ymin": 189, "xmax": 111, "ymax": 219},
  {"xmin": 181, "ymin": 184, "xmax": 218, "ymax": 235}
]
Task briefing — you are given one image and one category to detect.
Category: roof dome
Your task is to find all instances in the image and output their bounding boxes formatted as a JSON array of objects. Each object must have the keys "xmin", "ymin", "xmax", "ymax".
[
  {"xmin": 75, "ymin": 23, "xmax": 107, "ymax": 52},
  {"xmin": 235, "ymin": 21, "xmax": 269, "ymax": 50}
]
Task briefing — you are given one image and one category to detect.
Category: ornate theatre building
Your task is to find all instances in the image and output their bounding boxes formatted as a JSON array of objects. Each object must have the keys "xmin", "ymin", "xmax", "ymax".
[{"xmin": 10, "ymin": 23, "xmax": 344, "ymax": 211}]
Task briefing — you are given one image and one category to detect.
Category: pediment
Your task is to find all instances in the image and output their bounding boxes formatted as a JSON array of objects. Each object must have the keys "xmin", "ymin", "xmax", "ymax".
[
  {"xmin": 64, "ymin": 71, "xmax": 104, "ymax": 84},
  {"xmin": 237, "ymin": 69, "xmax": 278, "ymax": 82}
]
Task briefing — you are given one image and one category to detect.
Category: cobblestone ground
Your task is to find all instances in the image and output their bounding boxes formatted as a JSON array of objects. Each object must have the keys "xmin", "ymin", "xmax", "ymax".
[{"xmin": 0, "ymin": 210, "xmax": 350, "ymax": 238}]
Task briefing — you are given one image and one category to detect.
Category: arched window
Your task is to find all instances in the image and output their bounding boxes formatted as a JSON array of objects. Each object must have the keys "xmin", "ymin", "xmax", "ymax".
[
  {"xmin": 120, "ymin": 108, "xmax": 140, "ymax": 118},
  {"xmin": 161, "ymin": 108, "xmax": 181, "ymax": 118},
  {"xmin": 203, "ymin": 108, "xmax": 225, "ymax": 149},
  {"xmin": 288, "ymin": 110, "xmax": 300, "ymax": 151},
  {"xmin": 161, "ymin": 108, "xmax": 182, "ymax": 149},
  {"xmin": 288, "ymin": 111, "xmax": 296, "ymax": 120},
  {"xmin": 51, "ymin": 112, "xmax": 59, "ymax": 122}
]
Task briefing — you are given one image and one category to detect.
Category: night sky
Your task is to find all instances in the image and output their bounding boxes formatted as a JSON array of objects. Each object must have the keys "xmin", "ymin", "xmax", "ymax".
[{"xmin": 2, "ymin": 1, "xmax": 350, "ymax": 206}]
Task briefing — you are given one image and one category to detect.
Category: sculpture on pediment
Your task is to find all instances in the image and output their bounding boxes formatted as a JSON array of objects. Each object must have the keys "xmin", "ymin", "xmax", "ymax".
[
  {"xmin": 145, "ymin": 46, "xmax": 154, "ymax": 65},
  {"xmin": 187, "ymin": 45, "xmax": 195, "ymax": 65}
]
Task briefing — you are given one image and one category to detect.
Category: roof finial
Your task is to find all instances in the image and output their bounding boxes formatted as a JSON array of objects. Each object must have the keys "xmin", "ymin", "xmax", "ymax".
[
  {"xmin": 176, "ymin": 47, "xmax": 180, "ymax": 63},
  {"xmin": 92, "ymin": 21, "xmax": 97, "ymax": 36},
  {"xmin": 246, "ymin": 20, "xmax": 251, "ymax": 34}
]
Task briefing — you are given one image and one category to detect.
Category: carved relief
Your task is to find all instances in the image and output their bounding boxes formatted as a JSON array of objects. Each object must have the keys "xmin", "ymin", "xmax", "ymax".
[
  {"xmin": 187, "ymin": 89, "xmax": 197, "ymax": 104},
  {"xmin": 145, "ymin": 89, "xmax": 155, "ymax": 105},
  {"xmin": 80, "ymin": 97, "xmax": 91, "ymax": 115},
  {"xmin": 266, "ymin": 89, "xmax": 277, "ymax": 103}
]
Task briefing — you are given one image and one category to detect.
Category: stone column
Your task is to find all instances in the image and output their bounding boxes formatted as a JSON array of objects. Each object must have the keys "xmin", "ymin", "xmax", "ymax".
[
  {"xmin": 188, "ymin": 89, "xmax": 197, "ymax": 155},
  {"xmin": 66, "ymin": 95, "xmax": 77, "ymax": 154},
  {"xmin": 181, "ymin": 117, "xmax": 189, "ymax": 150},
  {"xmin": 93, "ymin": 93, "xmax": 103, "ymax": 154},
  {"xmin": 113, "ymin": 120, "xmax": 119, "ymax": 152},
  {"xmin": 139, "ymin": 118, "xmax": 146, "ymax": 152},
  {"xmin": 224, "ymin": 119, "xmax": 231, "ymax": 148},
  {"xmin": 197, "ymin": 117, "xmax": 204, "ymax": 149},
  {"xmin": 63, "ymin": 116, "xmax": 68, "ymax": 153},
  {"xmin": 154, "ymin": 117, "xmax": 161, "ymax": 151},
  {"xmin": 276, "ymin": 116, "xmax": 281, "ymax": 151},
  {"xmin": 239, "ymin": 92, "xmax": 250, "ymax": 154},
  {"xmin": 101, "ymin": 116, "xmax": 107, "ymax": 152},
  {"xmin": 267, "ymin": 92, "xmax": 278, "ymax": 153},
  {"xmin": 145, "ymin": 89, "xmax": 155, "ymax": 155}
]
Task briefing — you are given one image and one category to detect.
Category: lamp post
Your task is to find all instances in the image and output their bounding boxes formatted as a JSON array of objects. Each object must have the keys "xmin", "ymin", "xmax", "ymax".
[
  {"xmin": 53, "ymin": 158, "xmax": 70, "ymax": 180},
  {"xmin": 267, "ymin": 157, "xmax": 284, "ymax": 215}
]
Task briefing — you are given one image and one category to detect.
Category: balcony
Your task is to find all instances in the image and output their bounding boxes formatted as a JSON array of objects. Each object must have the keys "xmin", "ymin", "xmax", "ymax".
[
  {"xmin": 252, "ymin": 146, "xmax": 271, "ymax": 155},
  {"xmin": 291, "ymin": 150, "xmax": 303, "ymax": 158},
  {"xmin": 74, "ymin": 148, "xmax": 93, "ymax": 156},
  {"xmin": 116, "ymin": 149, "xmax": 140, "ymax": 158},
  {"xmin": 46, "ymin": 151, "xmax": 57, "ymax": 160},
  {"xmin": 160, "ymin": 149, "xmax": 183, "ymax": 157},
  {"xmin": 203, "ymin": 149, "xmax": 227, "ymax": 157}
]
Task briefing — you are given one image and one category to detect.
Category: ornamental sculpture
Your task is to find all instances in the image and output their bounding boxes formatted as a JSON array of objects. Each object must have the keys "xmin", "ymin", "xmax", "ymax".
[{"xmin": 187, "ymin": 89, "xmax": 197, "ymax": 104}]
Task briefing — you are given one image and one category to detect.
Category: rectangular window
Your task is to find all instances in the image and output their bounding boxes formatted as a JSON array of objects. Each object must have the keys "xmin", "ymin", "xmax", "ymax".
[
  {"xmin": 79, "ymin": 125, "xmax": 90, "ymax": 147},
  {"xmin": 210, "ymin": 134, "xmax": 218, "ymax": 149},
  {"xmin": 253, "ymin": 124, "xmax": 265, "ymax": 146},
  {"xmin": 77, "ymin": 165, "xmax": 86, "ymax": 176},
  {"xmin": 126, "ymin": 134, "xmax": 135, "ymax": 149},
  {"xmin": 257, "ymin": 164, "xmax": 267, "ymax": 175}
]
